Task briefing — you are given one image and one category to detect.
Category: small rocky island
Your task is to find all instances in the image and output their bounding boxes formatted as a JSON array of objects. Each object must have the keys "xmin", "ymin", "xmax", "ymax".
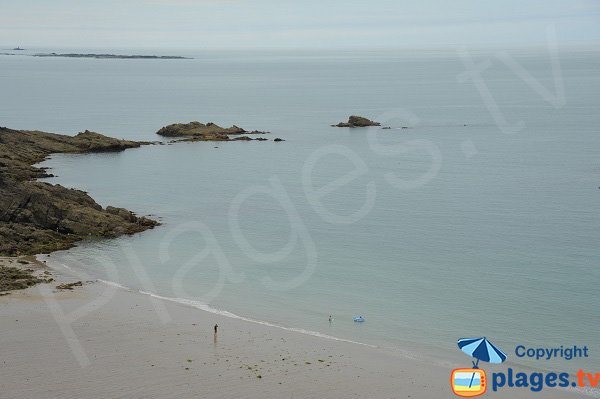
[
  {"xmin": 332, "ymin": 115, "xmax": 381, "ymax": 128},
  {"xmin": 33, "ymin": 53, "xmax": 190, "ymax": 60},
  {"xmin": 0, "ymin": 127, "xmax": 159, "ymax": 256},
  {"xmin": 156, "ymin": 121, "xmax": 270, "ymax": 142}
]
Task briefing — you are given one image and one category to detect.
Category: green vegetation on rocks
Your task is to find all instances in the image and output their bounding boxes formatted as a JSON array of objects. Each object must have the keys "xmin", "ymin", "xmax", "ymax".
[{"xmin": 0, "ymin": 265, "xmax": 45, "ymax": 291}]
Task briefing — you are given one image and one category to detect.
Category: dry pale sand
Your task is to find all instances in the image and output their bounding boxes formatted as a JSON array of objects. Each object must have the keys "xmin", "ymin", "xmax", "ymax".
[{"xmin": 0, "ymin": 257, "xmax": 589, "ymax": 399}]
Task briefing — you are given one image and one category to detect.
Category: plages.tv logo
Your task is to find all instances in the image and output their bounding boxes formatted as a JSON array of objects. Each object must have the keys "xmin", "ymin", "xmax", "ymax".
[{"xmin": 451, "ymin": 337, "xmax": 508, "ymax": 397}]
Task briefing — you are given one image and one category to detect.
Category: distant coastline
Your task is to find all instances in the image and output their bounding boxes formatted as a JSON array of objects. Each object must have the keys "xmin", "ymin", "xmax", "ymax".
[
  {"xmin": 0, "ymin": 52, "xmax": 191, "ymax": 59},
  {"xmin": 33, "ymin": 53, "xmax": 191, "ymax": 59}
]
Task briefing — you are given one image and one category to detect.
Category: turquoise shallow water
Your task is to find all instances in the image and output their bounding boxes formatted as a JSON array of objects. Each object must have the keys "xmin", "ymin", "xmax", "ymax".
[{"xmin": 2, "ymin": 47, "xmax": 599, "ymax": 373}]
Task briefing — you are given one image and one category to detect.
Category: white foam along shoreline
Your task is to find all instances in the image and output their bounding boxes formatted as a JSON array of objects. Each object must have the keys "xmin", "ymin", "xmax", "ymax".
[
  {"xmin": 35, "ymin": 255, "xmax": 598, "ymax": 398},
  {"xmin": 98, "ymin": 278, "xmax": 378, "ymax": 348},
  {"xmin": 39, "ymin": 254, "xmax": 377, "ymax": 348}
]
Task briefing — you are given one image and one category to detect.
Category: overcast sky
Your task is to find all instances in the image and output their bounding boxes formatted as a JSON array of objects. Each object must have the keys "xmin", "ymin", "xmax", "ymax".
[{"xmin": 1, "ymin": 0, "xmax": 599, "ymax": 49}]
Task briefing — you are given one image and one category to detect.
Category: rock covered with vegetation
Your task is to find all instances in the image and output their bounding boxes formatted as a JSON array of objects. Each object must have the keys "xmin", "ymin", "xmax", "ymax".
[{"xmin": 0, "ymin": 264, "xmax": 46, "ymax": 292}]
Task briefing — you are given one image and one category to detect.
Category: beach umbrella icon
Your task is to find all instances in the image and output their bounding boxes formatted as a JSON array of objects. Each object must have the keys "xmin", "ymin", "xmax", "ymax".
[{"xmin": 457, "ymin": 337, "xmax": 507, "ymax": 388}]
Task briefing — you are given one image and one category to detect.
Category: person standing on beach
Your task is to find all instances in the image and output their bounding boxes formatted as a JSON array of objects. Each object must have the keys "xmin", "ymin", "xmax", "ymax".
[{"xmin": 213, "ymin": 324, "xmax": 219, "ymax": 345}]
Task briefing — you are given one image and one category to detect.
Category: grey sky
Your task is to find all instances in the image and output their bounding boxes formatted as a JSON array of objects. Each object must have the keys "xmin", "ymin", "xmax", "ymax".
[{"xmin": 1, "ymin": 0, "xmax": 599, "ymax": 49}]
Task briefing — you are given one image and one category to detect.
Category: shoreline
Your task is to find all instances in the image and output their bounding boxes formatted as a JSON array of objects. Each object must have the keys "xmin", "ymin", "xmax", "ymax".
[
  {"xmin": 0, "ymin": 255, "xmax": 591, "ymax": 398},
  {"xmin": 37, "ymin": 248, "xmax": 597, "ymax": 377}
]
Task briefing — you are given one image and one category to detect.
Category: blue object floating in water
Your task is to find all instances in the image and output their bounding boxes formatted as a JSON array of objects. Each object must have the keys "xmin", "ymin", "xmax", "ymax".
[{"xmin": 353, "ymin": 316, "xmax": 365, "ymax": 322}]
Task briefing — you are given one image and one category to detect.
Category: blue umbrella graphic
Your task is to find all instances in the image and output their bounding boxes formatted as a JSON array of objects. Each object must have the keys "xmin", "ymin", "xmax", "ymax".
[{"xmin": 458, "ymin": 337, "xmax": 507, "ymax": 387}]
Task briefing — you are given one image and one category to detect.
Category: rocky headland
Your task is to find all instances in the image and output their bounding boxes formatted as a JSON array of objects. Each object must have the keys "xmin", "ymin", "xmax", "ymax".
[
  {"xmin": 332, "ymin": 115, "xmax": 381, "ymax": 128},
  {"xmin": 0, "ymin": 127, "xmax": 159, "ymax": 256},
  {"xmin": 156, "ymin": 121, "xmax": 270, "ymax": 142}
]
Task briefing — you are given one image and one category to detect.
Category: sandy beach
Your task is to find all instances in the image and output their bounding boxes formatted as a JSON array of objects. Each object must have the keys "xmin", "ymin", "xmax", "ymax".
[{"xmin": 0, "ymin": 257, "xmax": 588, "ymax": 399}]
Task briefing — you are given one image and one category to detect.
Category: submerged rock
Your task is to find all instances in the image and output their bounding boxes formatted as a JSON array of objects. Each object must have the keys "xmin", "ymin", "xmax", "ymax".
[{"xmin": 332, "ymin": 115, "xmax": 381, "ymax": 128}]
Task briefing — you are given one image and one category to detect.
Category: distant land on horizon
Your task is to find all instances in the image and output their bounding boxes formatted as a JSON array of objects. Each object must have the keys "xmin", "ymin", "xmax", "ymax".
[
  {"xmin": 0, "ymin": 52, "xmax": 191, "ymax": 59},
  {"xmin": 33, "ymin": 53, "xmax": 191, "ymax": 59}
]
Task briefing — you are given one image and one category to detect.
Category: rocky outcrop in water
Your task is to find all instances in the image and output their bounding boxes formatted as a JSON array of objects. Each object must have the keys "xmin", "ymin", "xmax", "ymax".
[
  {"xmin": 332, "ymin": 115, "xmax": 381, "ymax": 128},
  {"xmin": 156, "ymin": 121, "xmax": 269, "ymax": 142},
  {"xmin": 0, "ymin": 127, "xmax": 159, "ymax": 256}
]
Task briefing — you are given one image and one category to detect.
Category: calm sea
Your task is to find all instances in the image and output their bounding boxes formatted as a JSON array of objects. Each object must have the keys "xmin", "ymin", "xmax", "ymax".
[{"xmin": 2, "ymin": 46, "xmax": 599, "ymax": 373}]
